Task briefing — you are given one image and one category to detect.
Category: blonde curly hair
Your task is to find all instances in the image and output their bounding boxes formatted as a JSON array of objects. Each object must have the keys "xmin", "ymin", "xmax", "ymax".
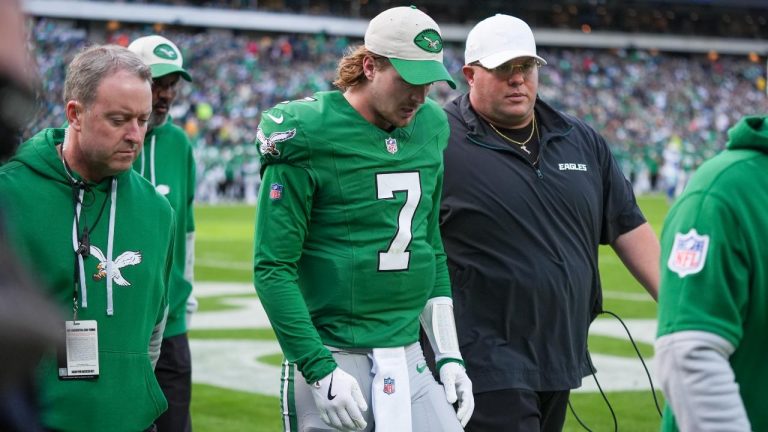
[{"xmin": 333, "ymin": 45, "xmax": 391, "ymax": 91}]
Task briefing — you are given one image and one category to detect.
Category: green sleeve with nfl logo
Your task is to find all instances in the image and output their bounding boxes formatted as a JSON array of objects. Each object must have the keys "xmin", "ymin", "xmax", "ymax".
[
  {"xmin": 657, "ymin": 192, "xmax": 748, "ymax": 346},
  {"xmin": 657, "ymin": 133, "xmax": 768, "ymax": 431}
]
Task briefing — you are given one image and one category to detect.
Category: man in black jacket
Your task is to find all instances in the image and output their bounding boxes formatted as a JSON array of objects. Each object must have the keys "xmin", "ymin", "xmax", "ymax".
[{"xmin": 440, "ymin": 14, "xmax": 660, "ymax": 432}]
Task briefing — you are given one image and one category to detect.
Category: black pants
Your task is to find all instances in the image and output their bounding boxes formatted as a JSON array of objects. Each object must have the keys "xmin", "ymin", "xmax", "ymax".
[
  {"xmin": 154, "ymin": 333, "xmax": 192, "ymax": 432},
  {"xmin": 466, "ymin": 388, "xmax": 570, "ymax": 432}
]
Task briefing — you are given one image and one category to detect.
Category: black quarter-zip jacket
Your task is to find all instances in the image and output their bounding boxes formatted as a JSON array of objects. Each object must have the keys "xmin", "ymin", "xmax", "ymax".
[{"xmin": 440, "ymin": 94, "xmax": 645, "ymax": 392}]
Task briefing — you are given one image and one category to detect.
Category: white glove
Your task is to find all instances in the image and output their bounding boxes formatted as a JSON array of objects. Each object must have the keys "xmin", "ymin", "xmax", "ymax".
[
  {"xmin": 439, "ymin": 361, "xmax": 474, "ymax": 427},
  {"xmin": 420, "ymin": 296, "xmax": 475, "ymax": 427},
  {"xmin": 310, "ymin": 367, "xmax": 369, "ymax": 431}
]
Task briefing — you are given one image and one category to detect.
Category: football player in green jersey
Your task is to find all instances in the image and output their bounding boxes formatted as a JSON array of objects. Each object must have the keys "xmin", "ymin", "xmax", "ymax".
[{"xmin": 253, "ymin": 6, "xmax": 473, "ymax": 432}]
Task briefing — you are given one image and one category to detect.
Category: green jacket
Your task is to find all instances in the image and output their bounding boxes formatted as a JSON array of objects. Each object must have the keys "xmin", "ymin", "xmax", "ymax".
[
  {"xmin": 134, "ymin": 118, "xmax": 196, "ymax": 337},
  {"xmin": 658, "ymin": 116, "xmax": 768, "ymax": 432},
  {"xmin": 0, "ymin": 128, "xmax": 174, "ymax": 432}
]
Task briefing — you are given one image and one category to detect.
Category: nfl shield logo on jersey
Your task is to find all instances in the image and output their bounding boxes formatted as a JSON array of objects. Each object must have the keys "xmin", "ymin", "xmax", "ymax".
[
  {"xmin": 269, "ymin": 183, "xmax": 283, "ymax": 200},
  {"xmin": 385, "ymin": 137, "xmax": 398, "ymax": 154},
  {"xmin": 668, "ymin": 228, "xmax": 709, "ymax": 277},
  {"xmin": 383, "ymin": 377, "xmax": 395, "ymax": 395}
]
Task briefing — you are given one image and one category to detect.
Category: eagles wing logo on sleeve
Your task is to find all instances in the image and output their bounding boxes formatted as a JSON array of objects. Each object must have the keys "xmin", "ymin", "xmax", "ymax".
[
  {"xmin": 90, "ymin": 245, "xmax": 142, "ymax": 286},
  {"xmin": 667, "ymin": 228, "xmax": 709, "ymax": 277},
  {"xmin": 256, "ymin": 127, "xmax": 297, "ymax": 157}
]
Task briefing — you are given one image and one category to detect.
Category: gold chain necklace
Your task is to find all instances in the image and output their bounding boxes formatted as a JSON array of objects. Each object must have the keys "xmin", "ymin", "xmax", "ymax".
[{"xmin": 488, "ymin": 115, "xmax": 537, "ymax": 154}]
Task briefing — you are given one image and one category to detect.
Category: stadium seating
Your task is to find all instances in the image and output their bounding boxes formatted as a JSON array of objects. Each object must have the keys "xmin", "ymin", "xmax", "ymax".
[{"xmin": 25, "ymin": 18, "xmax": 767, "ymax": 202}]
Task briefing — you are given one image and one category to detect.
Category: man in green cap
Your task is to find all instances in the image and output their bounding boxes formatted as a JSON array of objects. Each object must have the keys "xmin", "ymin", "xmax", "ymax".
[
  {"xmin": 128, "ymin": 34, "xmax": 196, "ymax": 432},
  {"xmin": 253, "ymin": 6, "xmax": 473, "ymax": 432}
]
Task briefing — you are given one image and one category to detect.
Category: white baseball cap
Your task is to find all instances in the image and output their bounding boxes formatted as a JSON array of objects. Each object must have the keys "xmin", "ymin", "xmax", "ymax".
[
  {"xmin": 128, "ymin": 35, "xmax": 191, "ymax": 82},
  {"xmin": 465, "ymin": 14, "xmax": 547, "ymax": 68},
  {"xmin": 365, "ymin": 6, "xmax": 456, "ymax": 89}
]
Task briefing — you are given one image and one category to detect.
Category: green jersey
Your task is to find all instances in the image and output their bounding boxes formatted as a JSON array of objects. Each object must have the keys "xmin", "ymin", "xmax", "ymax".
[
  {"xmin": 134, "ymin": 117, "xmax": 196, "ymax": 337},
  {"xmin": 253, "ymin": 91, "xmax": 451, "ymax": 382},
  {"xmin": 0, "ymin": 129, "xmax": 174, "ymax": 431},
  {"xmin": 657, "ymin": 116, "xmax": 768, "ymax": 432}
]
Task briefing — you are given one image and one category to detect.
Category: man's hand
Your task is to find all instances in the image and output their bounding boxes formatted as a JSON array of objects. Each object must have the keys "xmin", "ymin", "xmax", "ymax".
[
  {"xmin": 310, "ymin": 367, "xmax": 368, "ymax": 431},
  {"xmin": 439, "ymin": 362, "xmax": 474, "ymax": 427}
]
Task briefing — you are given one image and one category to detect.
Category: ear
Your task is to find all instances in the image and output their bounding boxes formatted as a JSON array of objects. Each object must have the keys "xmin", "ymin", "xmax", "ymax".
[
  {"xmin": 362, "ymin": 55, "xmax": 377, "ymax": 81},
  {"xmin": 462, "ymin": 65, "xmax": 476, "ymax": 87},
  {"xmin": 65, "ymin": 101, "xmax": 82, "ymax": 131}
]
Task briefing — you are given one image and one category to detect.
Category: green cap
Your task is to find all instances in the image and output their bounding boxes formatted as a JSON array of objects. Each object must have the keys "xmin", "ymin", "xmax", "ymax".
[
  {"xmin": 364, "ymin": 7, "xmax": 456, "ymax": 89},
  {"xmin": 128, "ymin": 35, "xmax": 192, "ymax": 82}
]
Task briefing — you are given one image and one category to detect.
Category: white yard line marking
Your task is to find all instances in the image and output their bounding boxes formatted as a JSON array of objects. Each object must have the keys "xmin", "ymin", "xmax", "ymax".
[
  {"xmin": 190, "ymin": 282, "xmax": 661, "ymax": 395},
  {"xmin": 194, "ymin": 281, "xmax": 254, "ymax": 297},
  {"xmin": 191, "ymin": 339, "xmax": 282, "ymax": 396}
]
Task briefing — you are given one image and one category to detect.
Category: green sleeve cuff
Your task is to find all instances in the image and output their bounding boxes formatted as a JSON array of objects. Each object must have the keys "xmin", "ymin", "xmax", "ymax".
[
  {"xmin": 435, "ymin": 358, "xmax": 465, "ymax": 372},
  {"xmin": 300, "ymin": 354, "xmax": 337, "ymax": 385}
]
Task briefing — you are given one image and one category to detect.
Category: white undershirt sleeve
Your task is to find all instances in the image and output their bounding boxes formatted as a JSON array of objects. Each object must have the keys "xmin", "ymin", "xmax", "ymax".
[{"xmin": 655, "ymin": 330, "xmax": 750, "ymax": 432}]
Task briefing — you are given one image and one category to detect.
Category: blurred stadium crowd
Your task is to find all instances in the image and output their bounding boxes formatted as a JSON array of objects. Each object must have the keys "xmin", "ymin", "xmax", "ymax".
[
  {"xmin": 25, "ymin": 18, "xmax": 767, "ymax": 203},
  {"xmin": 87, "ymin": 0, "xmax": 768, "ymax": 39}
]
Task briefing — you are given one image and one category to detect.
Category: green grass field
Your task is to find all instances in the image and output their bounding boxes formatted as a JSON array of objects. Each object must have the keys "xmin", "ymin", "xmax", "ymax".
[{"xmin": 191, "ymin": 195, "xmax": 670, "ymax": 431}]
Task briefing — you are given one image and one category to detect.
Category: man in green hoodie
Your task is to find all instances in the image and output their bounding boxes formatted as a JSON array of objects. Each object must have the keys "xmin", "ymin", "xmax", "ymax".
[
  {"xmin": 128, "ymin": 34, "xmax": 196, "ymax": 432},
  {"xmin": 655, "ymin": 115, "xmax": 768, "ymax": 432},
  {"xmin": 0, "ymin": 44, "xmax": 174, "ymax": 432}
]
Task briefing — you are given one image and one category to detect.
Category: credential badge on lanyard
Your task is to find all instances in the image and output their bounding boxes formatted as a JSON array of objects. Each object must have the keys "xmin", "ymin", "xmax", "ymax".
[{"xmin": 58, "ymin": 320, "xmax": 99, "ymax": 380}]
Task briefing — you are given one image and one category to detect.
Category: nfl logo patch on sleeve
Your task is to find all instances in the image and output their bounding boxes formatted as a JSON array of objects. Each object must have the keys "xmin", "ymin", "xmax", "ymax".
[
  {"xmin": 667, "ymin": 228, "xmax": 709, "ymax": 277},
  {"xmin": 269, "ymin": 183, "xmax": 283, "ymax": 200}
]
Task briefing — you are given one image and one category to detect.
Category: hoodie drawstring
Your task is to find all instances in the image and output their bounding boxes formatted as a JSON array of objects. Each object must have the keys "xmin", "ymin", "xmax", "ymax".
[
  {"xmin": 139, "ymin": 134, "xmax": 157, "ymax": 186},
  {"xmin": 105, "ymin": 179, "xmax": 117, "ymax": 315},
  {"xmin": 71, "ymin": 178, "xmax": 118, "ymax": 316}
]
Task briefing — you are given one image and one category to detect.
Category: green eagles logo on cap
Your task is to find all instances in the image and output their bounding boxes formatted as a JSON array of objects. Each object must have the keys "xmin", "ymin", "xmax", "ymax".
[
  {"xmin": 414, "ymin": 29, "xmax": 443, "ymax": 53},
  {"xmin": 153, "ymin": 44, "xmax": 179, "ymax": 60}
]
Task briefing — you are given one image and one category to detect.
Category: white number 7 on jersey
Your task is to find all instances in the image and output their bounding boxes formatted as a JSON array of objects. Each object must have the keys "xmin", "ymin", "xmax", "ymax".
[{"xmin": 376, "ymin": 171, "xmax": 421, "ymax": 271}]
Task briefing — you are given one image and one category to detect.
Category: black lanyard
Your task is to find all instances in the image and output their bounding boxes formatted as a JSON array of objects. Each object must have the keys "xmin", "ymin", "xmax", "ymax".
[{"xmin": 61, "ymin": 147, "xmax": 111, "ymax": 319}]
